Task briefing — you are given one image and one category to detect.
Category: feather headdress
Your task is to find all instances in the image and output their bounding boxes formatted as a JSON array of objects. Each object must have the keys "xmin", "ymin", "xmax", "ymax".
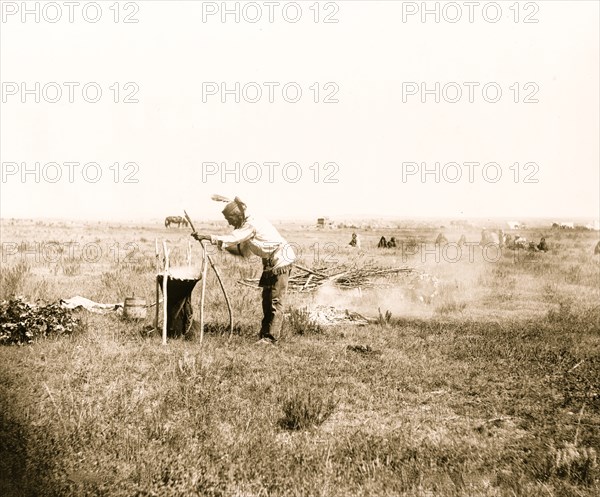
[
  {"xmin": 211, "ymin": 194, "xmax": 232, "ymax": 203},
  {"xmin": 212, "ymin": 194, "xmax": 247, "ymax": 216}
]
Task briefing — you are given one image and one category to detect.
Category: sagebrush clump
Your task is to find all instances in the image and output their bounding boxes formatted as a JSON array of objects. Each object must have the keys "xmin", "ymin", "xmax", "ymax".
[{"xmin": 0, "ymin": 297, "xmax": 80, "ymax": 345}]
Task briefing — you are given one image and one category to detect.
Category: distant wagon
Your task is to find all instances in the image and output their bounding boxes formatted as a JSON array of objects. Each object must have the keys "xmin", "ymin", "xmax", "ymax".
[{"xmin": 317, "ymin": 217, "xmax": 333, "ymax": 228}]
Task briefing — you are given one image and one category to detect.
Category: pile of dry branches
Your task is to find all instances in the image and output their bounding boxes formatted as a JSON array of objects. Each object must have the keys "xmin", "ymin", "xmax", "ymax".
[{"xmin": 239, "ymin": 262, "xmax": 415, "ymax": 292}]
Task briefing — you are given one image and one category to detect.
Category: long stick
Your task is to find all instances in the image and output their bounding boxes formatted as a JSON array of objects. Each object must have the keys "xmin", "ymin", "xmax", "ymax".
[
  {"xmin": 292, "ymin": 264, "xmax": 328, "ymax": 278},
  {"xmin": 183, "ymin": 210, "xmax": 196, "ymax": 233},
  {"xmin": 155, "ymin": 239, "xmax": 160, "ymax": 330},
  {"xmin": 185, "ymin": 210, "xmax": 206, "ymax": 341},
  {"xmin": 237, "ymin": 280, "xmax": 260, "ymax": 289},
  {"xmin": 199, "ymin": 241, "xmax": 208, "ymax": 343},
  {"xmin": 207, "ymin": 254, "xmax": 234, "ymax": 337},
  {"xmin": 162, "ymin": 241, "xmax": 169, "ymax": 346},
  {"xmin": 302, "ymin": 274, "xmax": 313, "ymax": 292}
]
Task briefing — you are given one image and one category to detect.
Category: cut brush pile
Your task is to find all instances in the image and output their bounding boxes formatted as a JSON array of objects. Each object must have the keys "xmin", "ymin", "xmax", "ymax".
[{"xmin": 240, "ymin": 262, "xmax": 418, "ymax": 292}]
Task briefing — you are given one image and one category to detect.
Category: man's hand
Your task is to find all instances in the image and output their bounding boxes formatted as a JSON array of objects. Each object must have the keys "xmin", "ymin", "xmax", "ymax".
[{"xmin": 191, "ymin": 232, "xmax": 210, "ymax": 242}]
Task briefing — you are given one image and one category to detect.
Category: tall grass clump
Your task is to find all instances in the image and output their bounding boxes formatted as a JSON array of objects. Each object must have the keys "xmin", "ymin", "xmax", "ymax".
[
  {"xmin": 549, "ymin": 444, "xmax": 598, "ymax": 485},
  {"xmin": 279, "ymin": 389, "xmax": 336, "ymax": 431},
  {"xmin": 0, "ymin": 261, "xmax": 30, "ymax": 299},
  {"xmin": 60, "ymin": 256, "xmax": 82, "ymax": 276},
  {"xmin": 287, "ymin": 307, "xmax": 323, "ymax": 335},
  {"xmin": 377, "ymin": 307, "xmax": 393, "ymax": 325},
  {"xmin": 545, "ymin": 297, "xmax": 600, "ymax": 332}
]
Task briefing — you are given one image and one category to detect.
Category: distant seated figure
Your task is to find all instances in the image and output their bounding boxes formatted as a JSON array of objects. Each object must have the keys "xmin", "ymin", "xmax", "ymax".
[
  {"xmin": 378, "ymin": 236, "xmax": 387, "ymax": 248},
  {"xmin": 349, "ymin": 233, "xmax": 361, "ymax": 249},
  {"xmin": 435, "ymin": 233, "xmax": 448, "ymax": 246},
  {"xmin": 387, "ymin": 236, "xmax": 397, "ymax": 248},
  {"xmin": 480, "ymin": 228, "xmax": 500, "ymax": 246},
  {"xmin": 537, "ymin": 237, "xmax": 549, "ymax": 252},
  {"xmin": 505, "ymin": 234, "xmax": 513, "ymax": 248},
  {"xmin": 457, "ymin": 234, "xmax": 466, "ymax": 247},
  {"xmin": 528, "ymin": 241, "xmax": 538, "ymax": 251},
  {"xmin": 513, "ymin": 235, "xmax": 527, "ymax": 249}
]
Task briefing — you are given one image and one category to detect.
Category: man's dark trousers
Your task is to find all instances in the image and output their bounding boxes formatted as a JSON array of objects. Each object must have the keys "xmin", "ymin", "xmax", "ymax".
[{"xmin": 259, "ymin": 268, "xmax": 290, "ymax": 340}]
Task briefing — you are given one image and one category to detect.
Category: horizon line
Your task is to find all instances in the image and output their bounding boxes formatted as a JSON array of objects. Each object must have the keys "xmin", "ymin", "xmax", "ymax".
[{"xmin": 1, "ymin": 215, "xmax": 599, "ymax": 223}]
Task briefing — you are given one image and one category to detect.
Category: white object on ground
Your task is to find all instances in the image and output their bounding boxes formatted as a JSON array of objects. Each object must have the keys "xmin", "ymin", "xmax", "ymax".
[{"xmin": 60, "ymin": 296, "xmax": 123, "ymax": 314}]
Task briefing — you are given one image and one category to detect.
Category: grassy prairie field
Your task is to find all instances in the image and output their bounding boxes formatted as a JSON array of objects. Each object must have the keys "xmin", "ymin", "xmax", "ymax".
[{"xmin": 1, "ymin": 218, "xmax": 599, "ymax": 497}]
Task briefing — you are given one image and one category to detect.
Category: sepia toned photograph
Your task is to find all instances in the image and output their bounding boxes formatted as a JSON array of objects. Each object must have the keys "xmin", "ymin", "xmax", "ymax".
[{"xmin": 1, "ymin": 1, "xmax": 599, "ymax": 495}]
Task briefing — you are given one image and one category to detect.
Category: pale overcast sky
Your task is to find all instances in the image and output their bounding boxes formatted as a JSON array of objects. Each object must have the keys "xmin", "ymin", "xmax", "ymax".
[{"xmin": 1, "ymin": 0, "xmax": 598, "ymax": 221}]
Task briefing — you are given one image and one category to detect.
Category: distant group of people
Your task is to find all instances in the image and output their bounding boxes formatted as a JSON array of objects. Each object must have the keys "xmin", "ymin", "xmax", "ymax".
[
  {"xmin": 421, "ymin": 229, "xmax": 552, "ymax": 253},
  {"xmin": 347, "ymin": 233, "xmax": 398, "ymax": 249},
  {"xmin": 504, "ymin": 234, "xmax": 549, "ymax": 252},
  {"xmin": 476, "ymin": 228, "xmax": 550, "ymax": 252},
  {"xmin": 377, "ymin": 236, "xmax": 397, "ymax": 248},
  {"xmin": 350, "ymin": 231, "xmax": 551, "ymax": 251},
  {"xmin": 345, "ymin": 230, "xmax": 600, "ymax": 255}
]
